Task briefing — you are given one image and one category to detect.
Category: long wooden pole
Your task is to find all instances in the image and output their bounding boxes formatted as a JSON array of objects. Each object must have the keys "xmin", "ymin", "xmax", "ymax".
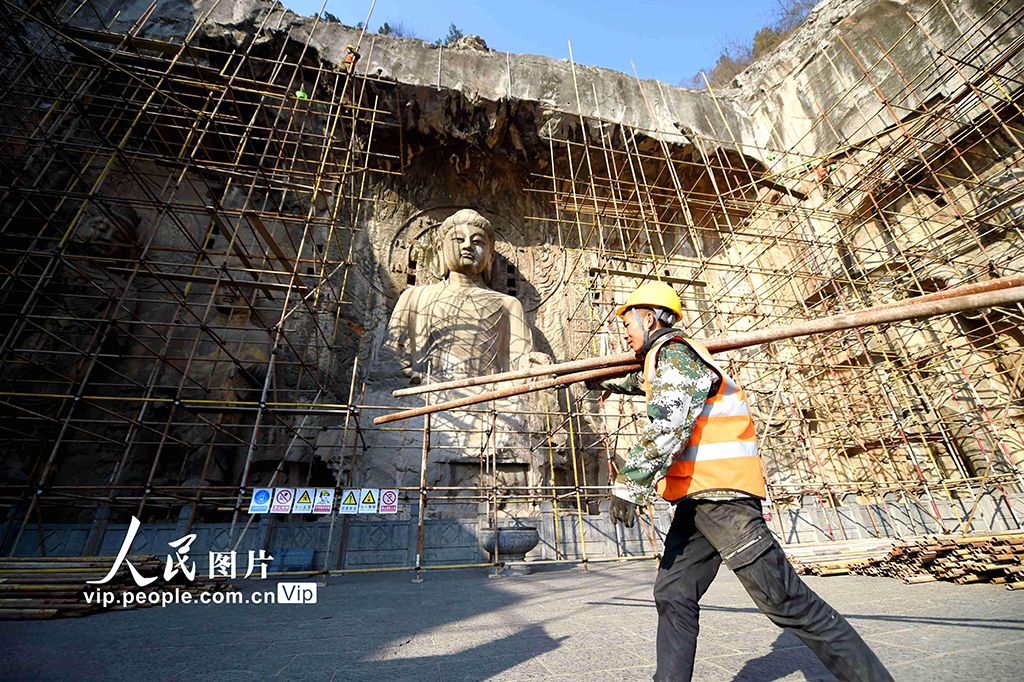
[
  {"xmin": 391, "ymin": 274, "xmax": 1024, "ymax": 399},
  {"xmin": 392, "ymin": 352, "xmax": 638, "ymax": 397},
  {"xmin": 392, "ymin": 275, "xmax": 1024, "ymax": 398},
  {"xmin": 374, "ymin": 365, "xmax": 639, "ymax": 425},
  {"xmin": 706, "ymin": 285, "xmax": 1024, "ymax": 353},
  {"xmin": 373, "ymin": 284, "xmax": 1024, "ymax": 425}
]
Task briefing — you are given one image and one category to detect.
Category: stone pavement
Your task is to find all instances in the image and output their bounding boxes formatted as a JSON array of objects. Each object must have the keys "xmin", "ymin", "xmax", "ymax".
[{"xmin": 2, "ymin": 560, "xmax": 1024, "ymax": 681}]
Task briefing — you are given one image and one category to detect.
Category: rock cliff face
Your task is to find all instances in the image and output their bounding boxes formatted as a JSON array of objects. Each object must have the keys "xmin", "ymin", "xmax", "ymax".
[
  {"xmin": 2, "ymin": 0, "xmax": 1021, "ymax": 524},
  {"xmin": 73, "ymin": 0, "xmax": 755, "ymax": 147},
  {"xmin": 735, "ymin": 0, "xmax": 1021, "ymax": 154}
]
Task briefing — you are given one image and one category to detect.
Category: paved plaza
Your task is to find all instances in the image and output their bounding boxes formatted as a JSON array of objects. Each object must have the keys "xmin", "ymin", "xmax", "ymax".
[{"xmin": 2, "ymin": 560, "xmax": 1024, "ymax": 681}]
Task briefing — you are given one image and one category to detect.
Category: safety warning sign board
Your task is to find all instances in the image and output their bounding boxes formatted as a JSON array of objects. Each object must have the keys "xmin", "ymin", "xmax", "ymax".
[
  {"xmin": 358, "ymin": 488, "xmax": 379, "ymax": 514},
  {"xmin": 338, "ymin": 489, "xmax": 359, "ymax": 515},
  {"xmin": 292, "ymin": 488, "xmax": 315, "ymax": 514},
  {"xmin": 379, "ymin": 489, "xmax": 399, "ymax": 514},
  {"xmin": 270, "ymin": 488, "xmax": 295, "ymax": 514},
  {"xmin": 248, "ymin": 488, "xmax": 273, "ymax": 514},
  {"xmin": 312, "ymin": 488, "xmax": 335, "ymax": 514}
]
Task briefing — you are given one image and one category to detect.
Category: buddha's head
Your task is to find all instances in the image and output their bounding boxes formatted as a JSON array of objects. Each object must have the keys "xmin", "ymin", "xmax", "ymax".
[{"xmin": 439, "ymin": 209, "xmax": 496, "ymax": 280}]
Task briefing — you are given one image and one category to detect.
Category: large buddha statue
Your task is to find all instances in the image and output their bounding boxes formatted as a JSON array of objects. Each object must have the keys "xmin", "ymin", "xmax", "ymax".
[
  {"xmin": 384, "ymin": 209, "xmax": 541, "ymax": 384},
  {"xmin": 357, "ymin": 208, "xmax": 564, "ymax": 514}
]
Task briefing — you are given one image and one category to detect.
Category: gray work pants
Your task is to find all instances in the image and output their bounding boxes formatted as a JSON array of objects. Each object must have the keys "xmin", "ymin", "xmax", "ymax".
[{"xmin": 653, "ymin": 498, "xmax": 893, "ymax": 682}]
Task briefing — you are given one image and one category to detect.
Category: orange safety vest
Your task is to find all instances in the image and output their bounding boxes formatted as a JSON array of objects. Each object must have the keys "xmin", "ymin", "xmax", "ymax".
[{"xmin": 641, "ymin": 334, "xmax": 767, "ymax": 502}]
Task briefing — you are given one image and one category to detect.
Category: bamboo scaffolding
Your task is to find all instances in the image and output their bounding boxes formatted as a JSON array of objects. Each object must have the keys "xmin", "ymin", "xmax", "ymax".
[{"xmin": 0, "ymin": 0, "xmax": 1021, "ymax": 578}]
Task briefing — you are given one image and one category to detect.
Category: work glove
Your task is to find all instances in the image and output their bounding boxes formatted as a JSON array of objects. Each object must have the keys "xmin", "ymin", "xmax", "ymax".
[{"xmin": 609, "ymin": 496, "xmax": 637, "ymax": 528}]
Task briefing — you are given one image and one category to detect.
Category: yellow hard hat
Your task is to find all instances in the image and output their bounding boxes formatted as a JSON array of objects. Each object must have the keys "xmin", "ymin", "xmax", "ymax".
[
  {"xmin": 615, "ymin": 281, "xmax": 682, "ymax": 318},
  {"xmin": 346, "ymin": 44, "xmax": 356, "ymax": 51}
]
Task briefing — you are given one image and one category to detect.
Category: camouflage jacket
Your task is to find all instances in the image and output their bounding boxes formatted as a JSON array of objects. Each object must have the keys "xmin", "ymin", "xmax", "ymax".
[{"xmin": 598, "ymin": 334, "xmax": 717, "ymax": 505}]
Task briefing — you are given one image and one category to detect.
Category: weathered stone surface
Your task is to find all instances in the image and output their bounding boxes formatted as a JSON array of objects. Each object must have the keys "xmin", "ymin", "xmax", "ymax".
[
  {"xmin": 449, "ymin": 34, "xmax": 490, "ymax": 52},
  {"xmin": 735, "ymin": 0, "xmax": 1024, "ymax": 155},
  {"xmin": 70, "ymin": 0, "xmax": 754, "ymax": 149}
]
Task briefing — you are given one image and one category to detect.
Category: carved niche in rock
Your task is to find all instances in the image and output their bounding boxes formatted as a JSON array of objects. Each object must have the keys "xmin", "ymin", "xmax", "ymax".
[{"xmin": 372, "ymin": 208, "xmax": 562, "ymax": 507}]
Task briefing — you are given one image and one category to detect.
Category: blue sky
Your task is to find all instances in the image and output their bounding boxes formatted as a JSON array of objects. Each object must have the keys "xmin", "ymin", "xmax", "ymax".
[{"xmin": 280, "ymin": 1, "xmax": 786, "ymax": 85}]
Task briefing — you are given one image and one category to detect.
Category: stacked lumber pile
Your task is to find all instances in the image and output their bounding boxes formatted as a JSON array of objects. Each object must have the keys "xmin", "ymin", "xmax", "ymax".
[
  {"xmin": 0, "ymin": 555, "xmax": 233, "ymax": 620},
  {"xmin": 791, "ymin": 531, "xmax": 1024, "ymax": 588},
  {"xmin": 786, "ymin": 539, "xmax": 896, "ymax": 577}
]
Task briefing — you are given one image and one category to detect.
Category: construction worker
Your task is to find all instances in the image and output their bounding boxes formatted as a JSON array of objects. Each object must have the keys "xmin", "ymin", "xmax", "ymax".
[
  {"xmin": 342, "ymin": 43, "xmax": 360, "ymax": 74},
  {"xmin": 590, "ymin": 281, "xmax": 892, "ymax": 682}
]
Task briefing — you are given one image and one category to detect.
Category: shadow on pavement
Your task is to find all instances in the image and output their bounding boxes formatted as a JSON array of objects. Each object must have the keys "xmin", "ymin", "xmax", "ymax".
[{"xmin": 731, "ymin": 631, "xmax": 834, "ymax": 682}]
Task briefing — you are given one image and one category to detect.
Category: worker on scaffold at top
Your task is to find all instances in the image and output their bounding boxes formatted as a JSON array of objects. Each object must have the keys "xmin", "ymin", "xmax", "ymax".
[
  {"xmin": 588, "ymin": 281, "xmax": 893, "ymax": 682},
  {"xmin": 342, "ymin": 43, "xmax": 360, "ymax": 74}
]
